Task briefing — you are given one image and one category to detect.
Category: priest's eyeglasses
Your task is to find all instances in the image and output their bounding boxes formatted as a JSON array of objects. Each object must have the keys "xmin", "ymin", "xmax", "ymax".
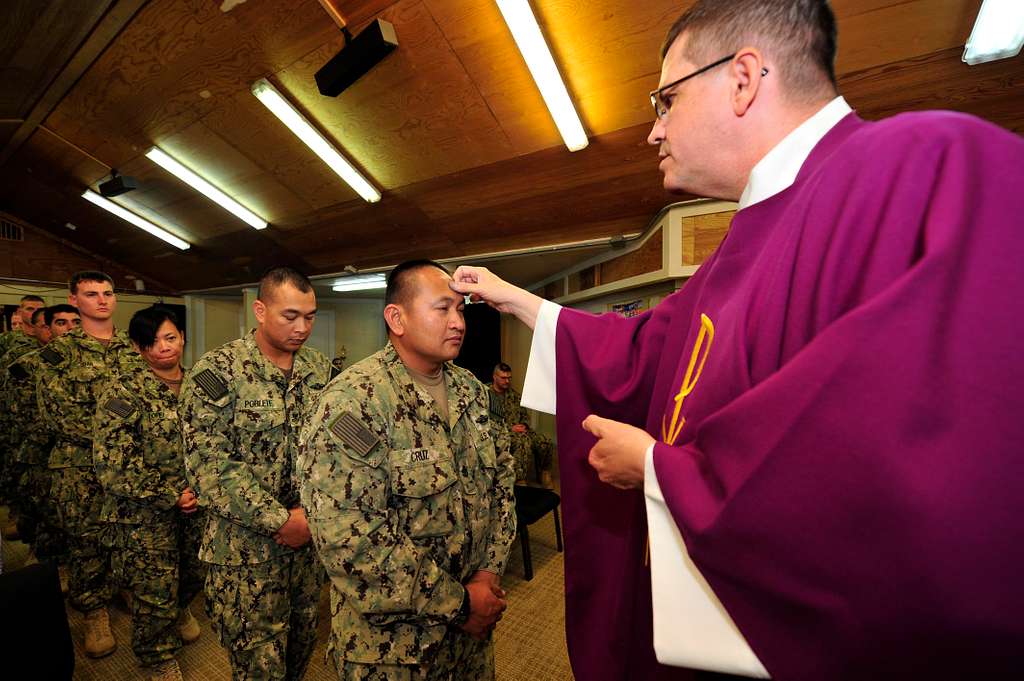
[{"xmin": 649, "ymin": 53, "xmax": 769, "ymax": 120}]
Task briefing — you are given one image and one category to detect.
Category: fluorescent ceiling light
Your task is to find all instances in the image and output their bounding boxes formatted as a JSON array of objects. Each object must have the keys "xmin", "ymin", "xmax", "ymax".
[
  {"xmin": 145, "ymin": 147, "xmax": 268, "ymax": 230},
  {"xmin": 251, "ymin": 78, "xmax": 381, "ymax": 203},
  {"xmin": 963, "ymin": 0, "xmax": 1024, "ymax": 65},
  {"xmin": 82, "ymin": 190, "xmax": 190, "ymax": 250},
  {"xmin": 332, "ymin": 273, "xmax": 387, "ymax": 292},
  {"xmin": 496, "ymin": 0, "xmax": 588, "ymax": 151}
]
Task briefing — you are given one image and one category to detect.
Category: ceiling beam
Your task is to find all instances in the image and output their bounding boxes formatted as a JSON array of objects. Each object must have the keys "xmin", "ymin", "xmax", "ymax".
[{"xmin": 0, "ymin": 0, "xmax": 149, "ymax": 167}]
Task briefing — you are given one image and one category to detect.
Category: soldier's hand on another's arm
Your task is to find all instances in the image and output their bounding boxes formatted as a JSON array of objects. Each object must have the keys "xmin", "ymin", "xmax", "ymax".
[
  {"xmin": 177, "ymin": 487, "xmax": 199, "ymax": 514},
  {"xmin": 511, "ymin": 423, "xmax": 528, "ymax": 433},
  {"xmin": 461, "ymin": 579, "xmax": 508, "ymax": 640},
  {"xmin": 274, "ymin": 506, "xmax": 312, "ymax": 548}
]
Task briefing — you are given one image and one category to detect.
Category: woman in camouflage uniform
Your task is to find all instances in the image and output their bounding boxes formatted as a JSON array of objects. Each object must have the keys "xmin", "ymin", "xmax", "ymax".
[{"xmin": 93, "ymin": 306, "xmax": 206, "ymax": 681}]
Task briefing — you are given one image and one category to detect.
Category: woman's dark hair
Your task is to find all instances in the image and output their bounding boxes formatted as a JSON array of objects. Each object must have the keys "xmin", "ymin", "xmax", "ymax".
[{"xmin": 128, "ymin": 305, "xmax": 183, "ymax": 350}]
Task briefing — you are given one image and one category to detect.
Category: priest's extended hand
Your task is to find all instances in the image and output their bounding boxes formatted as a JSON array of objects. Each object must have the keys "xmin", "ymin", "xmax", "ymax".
[
  {"xmin": 449, "ymin": 265, "xmax": 543, "ymax": 329},
  {"xmin": 582, "ymin": 414, "xmax": 655, "ymax": 490}
]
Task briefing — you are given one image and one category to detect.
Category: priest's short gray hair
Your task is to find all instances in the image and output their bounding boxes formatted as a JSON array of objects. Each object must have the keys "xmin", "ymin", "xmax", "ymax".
[{"xmin": 662, "ymin": 0, "xmax": 838, "ymax": 104}]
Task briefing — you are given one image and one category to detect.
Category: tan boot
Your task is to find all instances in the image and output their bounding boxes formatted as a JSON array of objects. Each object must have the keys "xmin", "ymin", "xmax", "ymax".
[
  {"xmin": 83, "ymin": 607, "xmax": 116, "ymax": 658},
  {"xmin": 58, "ymin": 565, "xmax": 69, "ymax": 596},
  {"xmin": 177, "ymin": 605, "xmax": 200, "ymax": 643},
  {"xmin": 148, "ymin": 659, "xmax": 183, "ymax": 681}
]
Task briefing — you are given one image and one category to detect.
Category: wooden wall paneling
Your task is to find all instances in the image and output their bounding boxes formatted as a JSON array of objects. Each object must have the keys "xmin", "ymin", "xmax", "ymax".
[
  {"xmin": 0, "ymin": 0, "xmax": 114, "ymax": 120},
  {"xmin": 832, "ymin": 0, "xmax": 980, "ymax": 76},
  {"xmin": 422, "ymin": 0, "xmax": 563, "ymax": 154},
  {"xmin": 198, "ymin": 88, "xmax": 360, "ymax": 215},
  {"xmin": 43, "ymin": 0, "xmax": 338, "ymax": 170},
  {"xmin": 600, "ymin": 231, "xmax": 663, "ymax": 284},
  {"xmin": 528, "ymin": 0, "xmax": 684, "ymax": 136},
  {"xmin": 842, "ymin": 46, "xmax": 1024, "ymax": 134},
  {"xmin": 0, "ymin": 211, "xmax": 176, "ymax": 293},
  {"xmin": 273, "ymin": 0, "xmax": 517, "ymax": 190},
  {"xmin": 408, "ymin": 121, "xmax": 668, "ymax": 222},
  {"xmin": 680, "ymin": 211, "xmax": 732, "ymax": 267},
  {"xmin": 0, "ymin": 0, "xmax": 147, "ymax": 165}
]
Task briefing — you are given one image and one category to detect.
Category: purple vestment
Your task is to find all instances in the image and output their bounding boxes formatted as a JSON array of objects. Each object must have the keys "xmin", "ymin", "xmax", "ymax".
[{"xmin": 554, "ymin": 112, "xmax": 1024, "ymax": 681}]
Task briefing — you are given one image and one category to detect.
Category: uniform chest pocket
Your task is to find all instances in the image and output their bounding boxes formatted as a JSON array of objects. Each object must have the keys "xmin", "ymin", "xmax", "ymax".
[
  {"xmin": 391, "ymin": 455, "xmax": 458, "ymax": 538},
  {"xmin": 234, "ymin": 408, "xmax": 286, "ymax": 432}
]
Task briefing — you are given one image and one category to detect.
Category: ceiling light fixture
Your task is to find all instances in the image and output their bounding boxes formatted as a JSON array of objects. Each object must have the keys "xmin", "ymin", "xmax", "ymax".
[
  {"xmin": 495, "ymin": 0, "xmax": 588, "ymax": 151},
  {"xmin": 963, "ymin": 0, "xmax": 1024, "ymax": 65},
  {"xmin": 145, "ymin": 147, "xmax": 268, "ymax": 230},
  {"xmin": 332, "ymin": 273, "xmax": 387, "ymax": 292},
  {"xmin": 81, "ymin": 190, "xmax": 190, "ymax": 250},
  {"xmin": 251, "ymin": 78, "xmax": 381, "ymax": 203}
]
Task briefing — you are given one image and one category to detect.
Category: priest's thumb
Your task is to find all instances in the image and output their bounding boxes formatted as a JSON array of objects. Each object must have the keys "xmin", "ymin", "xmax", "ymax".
[{"xmin": 581, "ymin": 414, "xmax": 607, "ymax": 438}]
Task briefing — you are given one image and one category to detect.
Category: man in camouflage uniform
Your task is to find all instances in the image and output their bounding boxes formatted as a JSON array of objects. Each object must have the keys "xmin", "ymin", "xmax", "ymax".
[
  {"xmin": 0, "ymin": 294, "xmax": 46, "ymax": 517},
  {"xmin": 180, "ymin": 267, "xmax": 330, "ymax": 681},
  {"xmin": 37, "ymin": 271, "xmax": 133, "ymax": 657},
  {"xmin": 488, "ymin": 362, "xmax": 554, "ymax": 485},
  {"xmin": 94, "ymin": 305, "xmax": 206, "ymax": 681},
  {"xmin": 3, "ymin": 304, "xmax": 79, "ymax": 564},
  {"xmin": 298, "ymin": 260, "xmax": 517, "ymax": 681}
]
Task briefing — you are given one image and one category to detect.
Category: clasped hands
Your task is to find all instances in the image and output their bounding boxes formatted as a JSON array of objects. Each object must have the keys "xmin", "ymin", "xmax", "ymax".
[
  {"xmin": 582, "ymin": 415, "xmax": 656, "ymax": 490},
  {"xmin": 176, "ymin": 487, "xmax": 199, "ymax": 514},
  {"xmin": 274, "ymin": 507, "xmax": 312, "ymax": 548},
  {"xmin": 460, "ymin": 570, "xmax": 507, "ymax": 640}
]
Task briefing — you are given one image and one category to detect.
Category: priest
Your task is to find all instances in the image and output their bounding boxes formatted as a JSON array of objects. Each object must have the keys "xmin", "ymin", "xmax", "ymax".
[{"xmin": 449, "ymin": 1, "xmax": 1024, "ymax": 680}]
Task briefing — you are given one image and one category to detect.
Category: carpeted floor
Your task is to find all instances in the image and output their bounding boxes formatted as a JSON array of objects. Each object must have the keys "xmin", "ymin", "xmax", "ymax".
[{"xmin": 1, "ymin": 505, "xmax": 573, "ymax": 680}]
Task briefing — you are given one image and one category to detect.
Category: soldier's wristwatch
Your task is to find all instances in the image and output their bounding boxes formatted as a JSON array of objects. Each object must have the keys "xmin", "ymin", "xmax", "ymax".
[{"xmin": 453, "ymin": 586, "xmax": 471, "ymax": 626}]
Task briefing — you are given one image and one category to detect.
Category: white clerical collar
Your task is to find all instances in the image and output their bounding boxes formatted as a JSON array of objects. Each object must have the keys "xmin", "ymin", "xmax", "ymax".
[{"xmin": 738, "ymin": 96, "xmax": 852, "ymax": 209}]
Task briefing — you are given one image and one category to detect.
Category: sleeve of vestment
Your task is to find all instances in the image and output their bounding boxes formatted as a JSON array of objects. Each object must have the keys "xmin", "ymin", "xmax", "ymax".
[{"xmin": 179, "ymin": 361, "xmax": 290, "ymax": 535}]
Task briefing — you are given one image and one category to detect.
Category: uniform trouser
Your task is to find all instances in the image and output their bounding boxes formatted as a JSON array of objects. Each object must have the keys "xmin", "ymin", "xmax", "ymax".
[
  {"xmin": 107, "ymin": 513, "xmax": 207, "ymax": 666},
  {"xmin": 53, "ymin": 464, "xmax": 113, "ymax": 612},
  {"xmin": 335, "ymin": 633, "xmax": 495, "ymax": 681},
  {"xmin": 205, "ymin": 547, "xmax": 323, "ymax": 681},
  {"xmin": 509, "ymin": 431, "xmax": 554, "ymax": 482},
  {"xmin": 15, "ymin": 463, "xmax": 67, "ymax": 560}
]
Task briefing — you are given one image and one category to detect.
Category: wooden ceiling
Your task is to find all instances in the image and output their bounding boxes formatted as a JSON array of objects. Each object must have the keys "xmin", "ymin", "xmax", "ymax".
[{"xmin": 1, "ymin": 0, "xmax": 1021, "ymax": 292}]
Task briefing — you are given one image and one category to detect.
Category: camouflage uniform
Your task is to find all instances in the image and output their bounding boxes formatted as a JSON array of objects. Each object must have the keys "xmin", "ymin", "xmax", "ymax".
[
  {"xmin": 3, "ymin": 349, "xmax": 65, "ymax": 559},
  {"xmin": 93, "ymin": 355, "xmax": 207, "ymax": 667},
  {"xmin": 0, "ymin": 332, "xmax": 40, "ymax": 505},
  {"xmin": 36, "ymin": 327, "xmax": 135, "ymax": 612},
  {"xmin": 297, "ymin": 342, "xmax": 517, "ymax": 681},
  {"xmin": 487, "ymin": 384, "xmax": 553, "ymax": 483},
  {"xmin": 179, "ymin": 331, "xmax": 330, "ymax": 681}
]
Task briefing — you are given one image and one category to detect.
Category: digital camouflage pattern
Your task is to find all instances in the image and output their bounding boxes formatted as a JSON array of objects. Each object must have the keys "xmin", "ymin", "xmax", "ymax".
[
  {"xmin": 3, "ymin": 349, "xmax": 65, "ymax": 558},
  {"xmin": 93, "ymin": 355, "xmax": 206, "ymax": 666},
  {"xmin": 36, "ymin": 327, "xmax": 135, "ymax": 611},
  {"xmin": 179, "ymin": 330, "xmax": 330, "ymax": 566},
  {"xmin": 0, "ymin": 331, "xmax": 41, "ymax": 501},
  {"xmin": 179, "ymin": 330, "xmax": 330, "ymax": 680},
  {"xmin": 105, "ymin": 517, "xmax": 205, "ymax": 666},
  {"xmin": 487, "ymin": 383, "xmax": 553, "ymax": 482},
  {"xmin": 297, "ymin": 342, "xmax": 516, "ymax": 676},
  {"xmin": 205, "ymin": 550, "xmax": 322, "ymax": 681}
]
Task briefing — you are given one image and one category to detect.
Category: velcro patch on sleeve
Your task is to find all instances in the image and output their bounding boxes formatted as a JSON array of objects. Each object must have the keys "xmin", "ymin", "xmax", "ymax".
[
  {"xmin": 329, "ymin": 412, "xmax": 380, "ymax": 457},
  {"xmin": 193, "ymin": 368, "xmax": 228, "ymax": 401},
  {"xmin": 40, "ymin": 346, "xmax": 63, "ymax": 366},
  {"xmin": 8, "ymin": 363, "xmax": 29, "ymax": 381},
  {"xmin": 104, "ymin": 398, "xmax": 137, "ymax": 419}
]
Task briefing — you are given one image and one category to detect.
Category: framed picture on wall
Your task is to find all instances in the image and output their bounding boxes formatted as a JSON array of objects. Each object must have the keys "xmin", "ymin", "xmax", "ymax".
[{"xmin": 610, "ymin": 298, "xmax": 647, "ymax": 318}]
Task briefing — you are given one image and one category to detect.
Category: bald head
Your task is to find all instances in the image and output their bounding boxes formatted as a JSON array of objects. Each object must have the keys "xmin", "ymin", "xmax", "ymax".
[{"xmin": 663, "ymin": 0, "xmax": 838, "ymax": 106}]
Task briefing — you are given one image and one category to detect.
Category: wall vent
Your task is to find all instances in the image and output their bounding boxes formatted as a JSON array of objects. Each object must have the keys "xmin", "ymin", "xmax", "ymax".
[{"xmin": 0, "ymin": 219, "xmax": 25, "ymax": 242}]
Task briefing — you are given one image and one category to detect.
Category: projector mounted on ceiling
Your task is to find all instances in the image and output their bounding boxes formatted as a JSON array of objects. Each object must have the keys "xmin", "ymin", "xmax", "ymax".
[
  {"xmin": 98, "ymin": 170, "xmax": 137, "ymax": 197},
  {"xmin": 315, "ymin": 19, "xmax": 398, "ymax": 97}
]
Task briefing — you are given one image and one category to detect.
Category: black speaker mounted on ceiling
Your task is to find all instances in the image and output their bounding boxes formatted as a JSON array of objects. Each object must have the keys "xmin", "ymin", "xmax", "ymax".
[
  {"xmin": 315, "ymin": 19, "xmax": 398, "ymax": 97},
  {"xmin": 98, "ymin": 170, "xmax": 137, "ymax": 197}
]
